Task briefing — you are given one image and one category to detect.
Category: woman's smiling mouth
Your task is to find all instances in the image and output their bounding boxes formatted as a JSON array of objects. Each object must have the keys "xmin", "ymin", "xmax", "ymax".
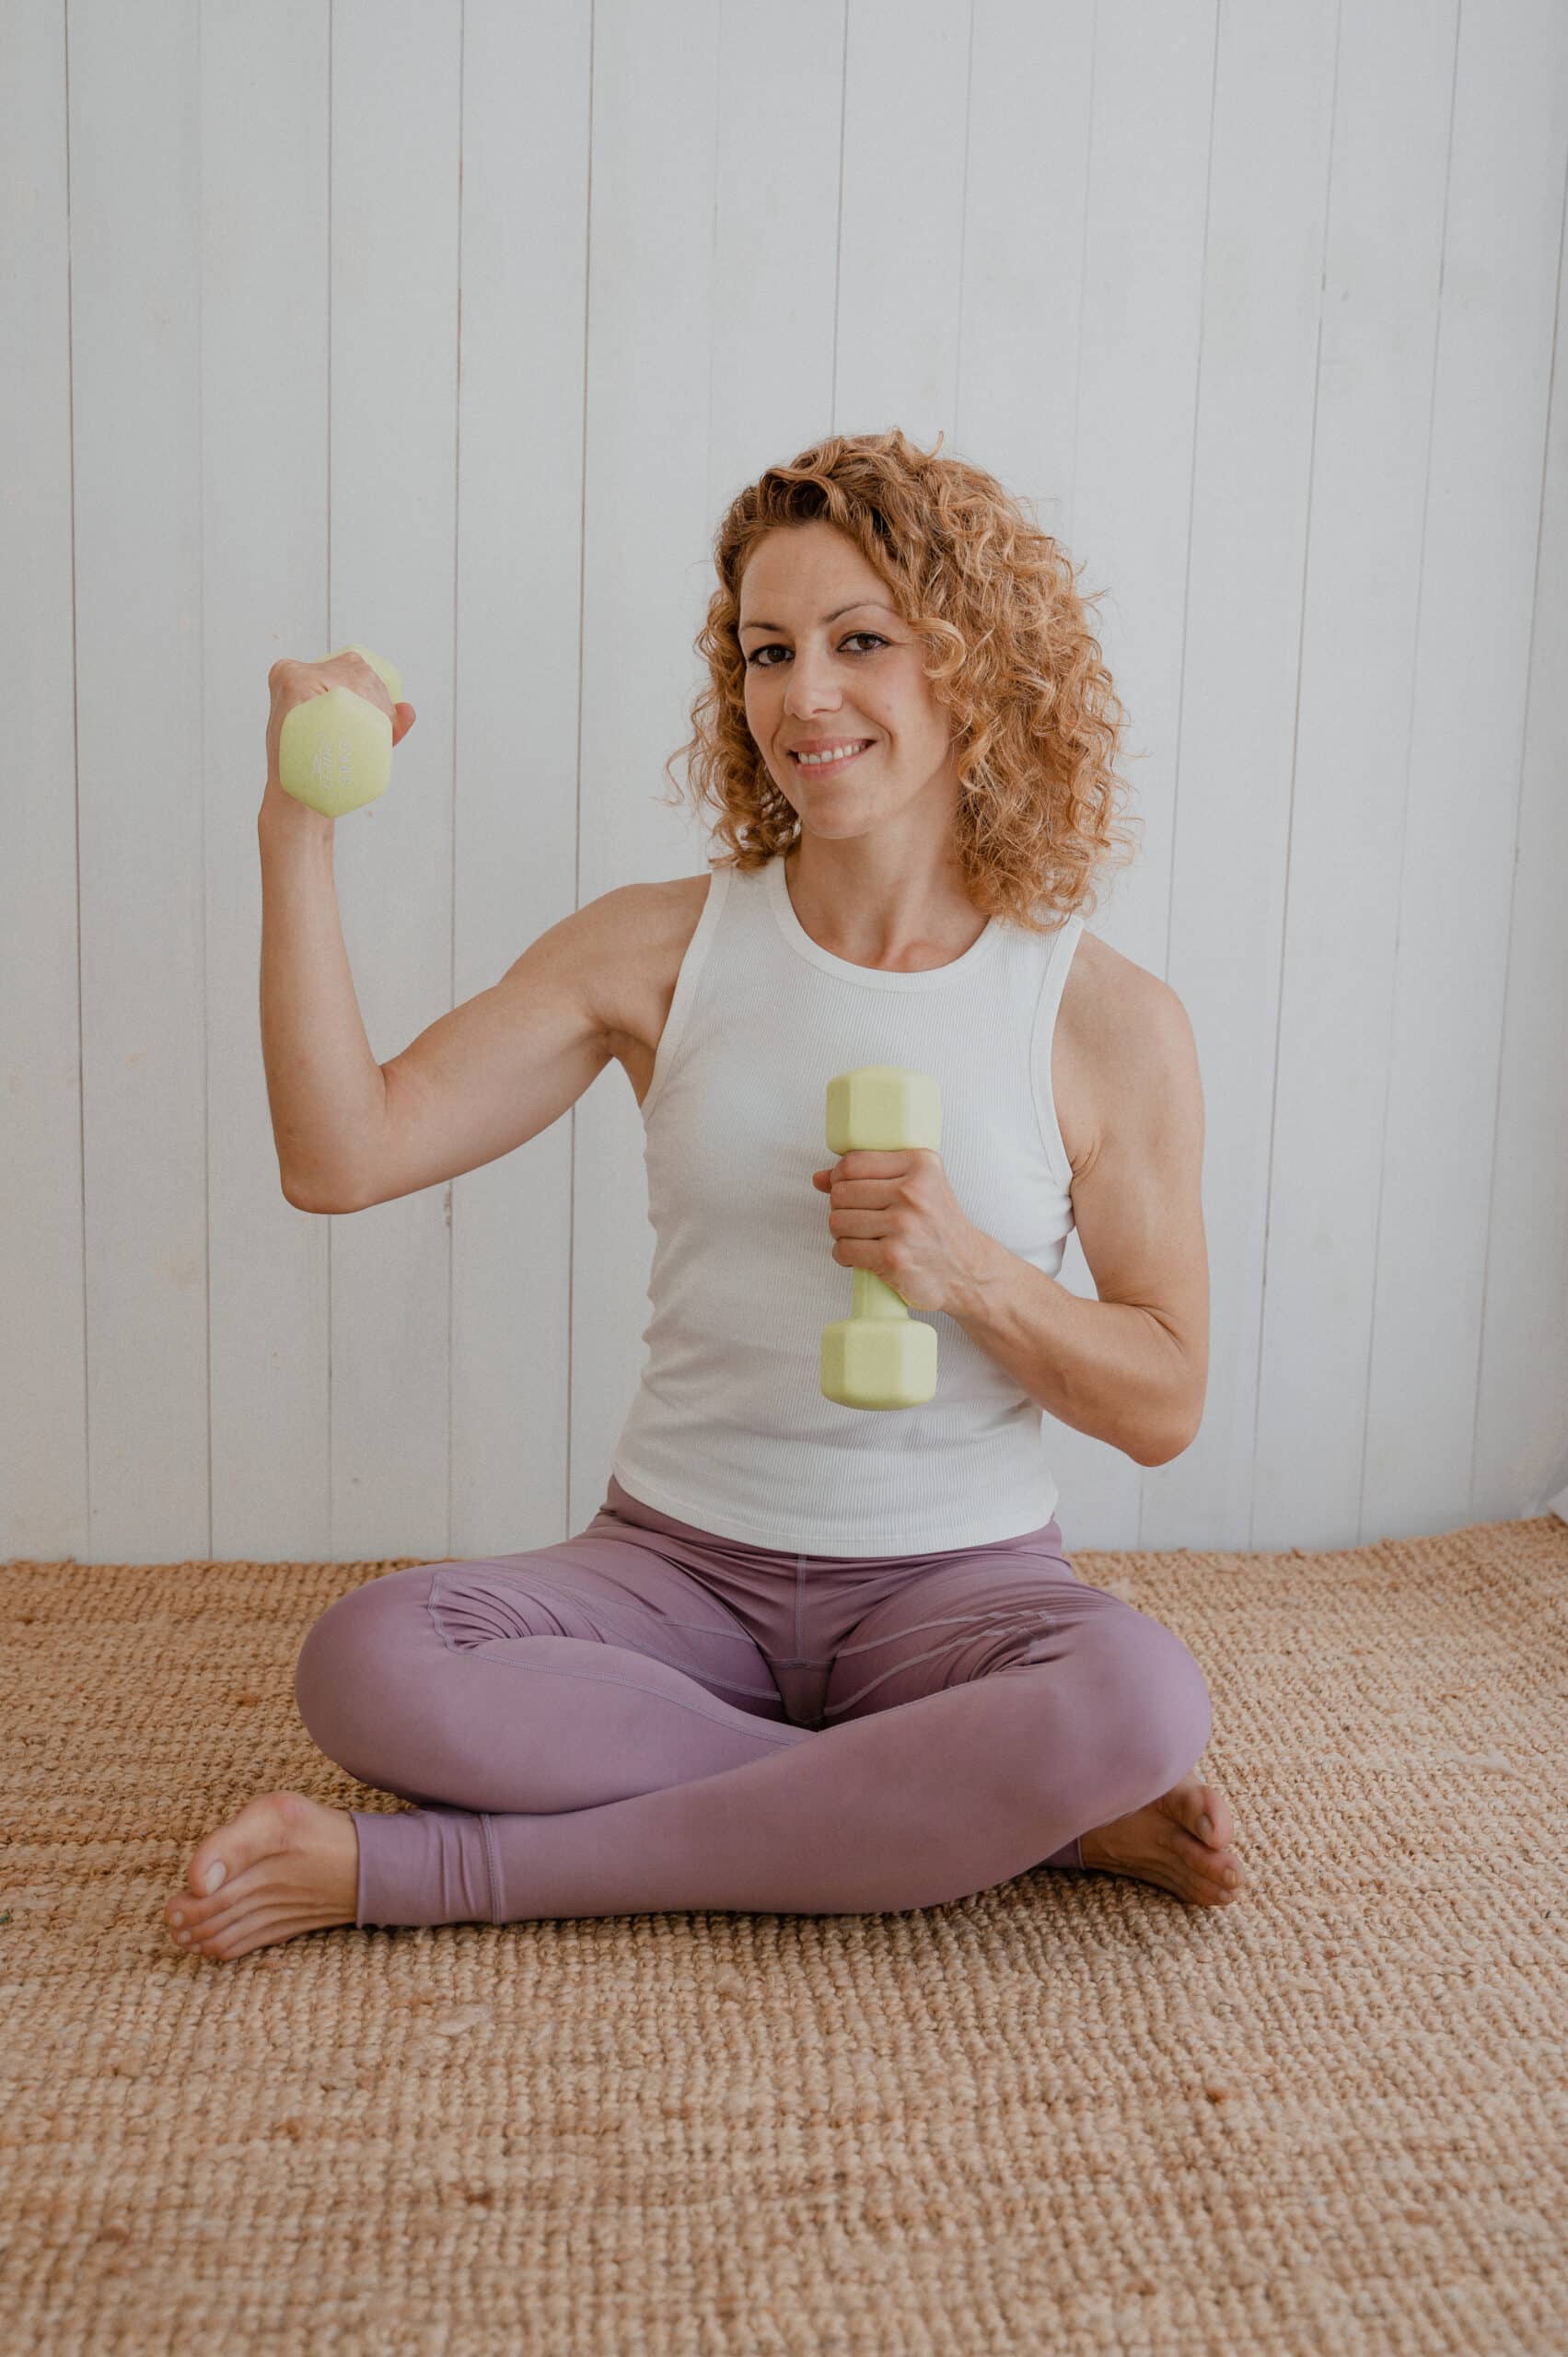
[{"xmin": 789, "ymin": 739, "xmax": 874, "ymax": 772}]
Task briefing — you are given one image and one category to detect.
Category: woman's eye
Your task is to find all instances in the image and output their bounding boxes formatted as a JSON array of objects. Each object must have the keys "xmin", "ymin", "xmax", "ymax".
[{"xmin": 745, "ymin": 633, "xmax": 887, "ymax": 668}]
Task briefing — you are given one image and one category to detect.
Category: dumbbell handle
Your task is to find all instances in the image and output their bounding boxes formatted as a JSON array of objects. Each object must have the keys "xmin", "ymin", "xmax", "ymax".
[
  {"xmin": 278, "ymin": 645, "xmax": 403, "ymax": 819},
  {"xmin": 846, "ymin": 1267, "xmax": 917, "ymax": 1323}
]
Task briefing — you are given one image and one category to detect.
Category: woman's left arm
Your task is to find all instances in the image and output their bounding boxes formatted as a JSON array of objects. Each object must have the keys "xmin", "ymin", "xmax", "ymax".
[{"xmin": 947, "ymin": 976, "xmax": 1209, "ymax": 1468}]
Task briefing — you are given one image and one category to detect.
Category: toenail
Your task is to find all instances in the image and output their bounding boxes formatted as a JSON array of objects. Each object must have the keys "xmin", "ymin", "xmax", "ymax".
[
  {"xmin": 170, "ymin": 1910, "xmax": 185, "ymax": 1928},
  {"xmin": 203, "ymin": 1862, "xmax": 227, "ymax": 1894},
  {"xmin": 1224, "ymin": 1867, "xmax": 1239, "ymax": 1887},
  {"xmin": 176, "ymin": 1931, "xmax": 192, "ymax": 1946},
  {"xmin": 1199, "ymin": 1814, "xmax": 1214, "ymax": 1841}
]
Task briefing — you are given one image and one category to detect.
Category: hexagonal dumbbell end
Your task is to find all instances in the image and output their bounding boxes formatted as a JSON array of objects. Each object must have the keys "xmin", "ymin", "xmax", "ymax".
[
  {"xmin": 278, "ymin": 644, "xmax": 404, "ymax": 818},
  {"xmin": 819, "ymin": 1065, "xmax": 943, "ymax": 1411}
]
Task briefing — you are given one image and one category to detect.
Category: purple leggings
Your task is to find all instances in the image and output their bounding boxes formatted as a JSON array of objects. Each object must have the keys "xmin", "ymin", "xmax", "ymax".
[{"xmin": 292, "ymin": 1475, "xmax": 1213, "ymax": 1928}]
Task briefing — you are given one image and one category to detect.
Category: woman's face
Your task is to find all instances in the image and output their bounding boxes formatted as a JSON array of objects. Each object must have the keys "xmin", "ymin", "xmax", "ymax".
[{"xmin": 738, "ymin": 520, "xmax": 958, "ymax": 842}]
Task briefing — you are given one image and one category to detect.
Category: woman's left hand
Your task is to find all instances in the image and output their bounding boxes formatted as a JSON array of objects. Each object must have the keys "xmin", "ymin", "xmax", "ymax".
[{"xmin": 812, "ymin": 1149, "xmax": 988, "ymax": 1315}]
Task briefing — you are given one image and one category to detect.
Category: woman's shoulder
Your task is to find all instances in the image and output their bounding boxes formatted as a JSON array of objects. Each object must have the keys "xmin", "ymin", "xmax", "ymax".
[
  {"xmin": 1053, "ymin": 924, "xmax": 1180, "ymax": 1178},
  {"xmin": 597, "ymin": 873, "xmax": 716, "ymax": 1066}
]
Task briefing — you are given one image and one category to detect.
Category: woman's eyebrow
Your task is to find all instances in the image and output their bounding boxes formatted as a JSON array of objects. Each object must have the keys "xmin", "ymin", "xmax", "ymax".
[{"xmin": 738, "ymin": 601, "xmax": 898, "ymax": 636}]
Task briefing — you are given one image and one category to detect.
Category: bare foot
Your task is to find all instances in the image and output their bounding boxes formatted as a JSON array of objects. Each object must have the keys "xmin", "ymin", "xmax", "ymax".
[
  {"xmin": 163, "ymin": 1791, "xmax": 359, "ymax": 1963},
  {"xmin": 1078, "ymin": 1770, "xmax": 1246, "ymax": 1907}
]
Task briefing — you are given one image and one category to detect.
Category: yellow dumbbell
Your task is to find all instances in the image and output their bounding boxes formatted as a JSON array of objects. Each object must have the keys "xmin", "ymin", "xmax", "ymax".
[
  {"xmin": 819, "ymin": 1065, "xmax": 941, "ymax": 1411},
  {"xmin": 278, "ymin": 644, "xmax": 404, "ymax": 818}
]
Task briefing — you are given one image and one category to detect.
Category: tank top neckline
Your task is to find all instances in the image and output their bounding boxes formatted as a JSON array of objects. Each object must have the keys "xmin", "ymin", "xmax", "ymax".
[{"xmin": 762, "ymin": 852, "xmax": 1002, "ymax": 990}]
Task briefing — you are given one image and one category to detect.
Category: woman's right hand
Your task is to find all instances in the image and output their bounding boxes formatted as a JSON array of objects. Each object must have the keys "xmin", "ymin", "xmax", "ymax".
[{"xmin": 260, "ymin": 653, "xmax": 417, "ymax": 833}]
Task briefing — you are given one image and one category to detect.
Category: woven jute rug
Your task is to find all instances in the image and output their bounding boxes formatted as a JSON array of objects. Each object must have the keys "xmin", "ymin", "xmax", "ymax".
[{"xmin": 4, "ymin": 1511, "xmax": 1563, "ymax": 2354}]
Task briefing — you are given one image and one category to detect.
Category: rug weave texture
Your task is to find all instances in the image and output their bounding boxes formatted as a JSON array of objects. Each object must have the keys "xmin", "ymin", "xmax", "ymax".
[{"xmin": 3, "ymin": 1511, "xmax": 1563, "ymax": 2354}]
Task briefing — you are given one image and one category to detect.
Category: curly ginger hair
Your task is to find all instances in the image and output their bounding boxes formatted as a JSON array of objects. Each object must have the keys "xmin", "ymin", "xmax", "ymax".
[{"xmin": 659, "ymin": 426, "xmax": 1142, "ymax": 934}]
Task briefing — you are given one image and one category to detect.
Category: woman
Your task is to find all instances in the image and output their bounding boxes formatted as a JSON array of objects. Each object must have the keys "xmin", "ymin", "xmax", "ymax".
[{"xmin": 165, "ymin": 429, "xmax": 1241, "ymax": 1961}]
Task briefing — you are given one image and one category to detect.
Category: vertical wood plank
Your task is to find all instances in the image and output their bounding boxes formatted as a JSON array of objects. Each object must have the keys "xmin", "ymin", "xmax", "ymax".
[
  {"xmin": 1363, "ymin": 0, "xmax": 1568, "ymax": 1543},
  {"xmin": 298, "ymin": 0, "xmax": 462, "ymax": 1564},
  {"xmin": 1475, "ymin": 108, "xmax": 1568, "ymax": 1524},
  {"xmin": 203, "ymin": 0, "xmax": 333, "ymax": 1566},
  {"xmin": 1056, "ymin": 0, "xmax": 1219, "ymax": 1547},
  {"xmin": 944, "ymin": 0, "xmax": 1098, "ymax": 1558},
  {"xmin": 1, "ymin": 0, "xmax": 84, "ymax": 1562},
  {"xmin": 1253, "ymin": 0, "xmax": 1458, "ymax": 1552},
  {"xmin": 571, "ymin": 0, "xmax": 725, "ymax": 1536},
  {"xmin": 1154, "ymin": 0, "xmax": 1342, "ymax": 1552},
  {"xmin": 446, "ymin": 0, "xmax": 595, "ymax": 1557},
  {"xmin": 70, "ymin": 0, "xmax": 209, "ymax": 1565}
]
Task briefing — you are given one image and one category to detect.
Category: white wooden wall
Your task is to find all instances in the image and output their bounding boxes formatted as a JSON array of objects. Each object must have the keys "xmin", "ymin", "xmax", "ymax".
[{"xmin": 5, "ymin": 0, "xmax": 1566, "ymax": 1571}]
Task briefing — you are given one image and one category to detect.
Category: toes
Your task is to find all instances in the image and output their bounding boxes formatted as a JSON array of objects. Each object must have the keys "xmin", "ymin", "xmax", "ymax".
[
  {"xmin": 192, "ymin": 1906, "xmax": 329, "ymax": 1963},
  {"xmin": 1186, "ymin": 1843, "xmax": 1243, "ymax": 1907},
  {"xmin": 1190, "ymin": 1783, "xmax": 1234, "ymax": 1851},
  {"xmin": 172, "ymin": 1888, "xmax": 252, "ymax": 1944},
  {"xmin": 180, "ymin": 1790, "xmax": 304, "ymax": 1905},
  {"xmin": 168, "ymin": 1792, "xmax": 310, "ymax": 1934},
  {"xmin": 168, "ymin": 1865, "xmax": 256, "ymax": 1933},
  {"xmin": 1179, "ymin": 1822, "xmax": 1241, "ymax": 1889},
  {"xmin": 174, "ymin": 1908, "xmax": 266, "ymax": 1961},
  {"xmin": 184, "ymin": 1843, "xmax": 234, "ymax": 1903},
  {"xmin": 191, "ymin": 1915, "xmax": 269, "ymax": 1962}
]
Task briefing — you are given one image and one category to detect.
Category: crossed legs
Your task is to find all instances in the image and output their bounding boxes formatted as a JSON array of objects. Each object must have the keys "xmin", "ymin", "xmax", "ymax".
[{"xmin": 289, "ymin": 1543, "xmax": 1214, "ymax": 1926}]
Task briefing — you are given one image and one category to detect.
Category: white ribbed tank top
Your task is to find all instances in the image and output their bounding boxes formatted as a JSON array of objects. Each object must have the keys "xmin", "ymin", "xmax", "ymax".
[{"xmin": 610, "ymin": 853, "xmax": 1085, "ymax": 1555}]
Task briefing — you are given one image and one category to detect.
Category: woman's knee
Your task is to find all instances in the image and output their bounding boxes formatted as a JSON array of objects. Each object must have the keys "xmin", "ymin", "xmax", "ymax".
[
  {"xmin": 1121, "ymin": 1612, "xmax": 1213, "ymax": 1784},
  {"xmin": 1071, "ymin": 1607, "xmax": 1214, "ymax": 1799},
  {"xmin": 293, "ymin": 1565, "xmax": 434, "ymax": 1782}
]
